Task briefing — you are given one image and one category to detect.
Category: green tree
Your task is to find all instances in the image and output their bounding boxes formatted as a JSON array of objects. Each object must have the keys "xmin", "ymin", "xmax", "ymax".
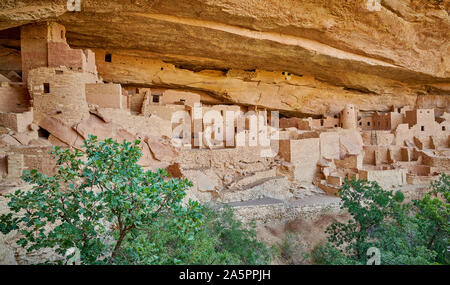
[
  {"xmin": 325, "ymin": 179, "xmax": 405, "ymax": 261},
  {"xmin": 0, "ymin": 136, "xmax": 202, "ymax": 264},
  {"xmin": 311, "ymin": 176, "xmax": 449, "ymax": 265},
  {"xmin": 115, "ymin": 206, "xmax": 272, "ymax": 265},
  {"xmin": 412, "ymin": 174, "xmax": 449, "ymax": 264}
]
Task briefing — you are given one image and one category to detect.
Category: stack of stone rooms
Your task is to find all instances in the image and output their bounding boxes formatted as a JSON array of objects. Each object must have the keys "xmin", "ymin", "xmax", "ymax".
[{"xmin": 0, "ymin": 22, "xmax": 449, "ymax": 205}]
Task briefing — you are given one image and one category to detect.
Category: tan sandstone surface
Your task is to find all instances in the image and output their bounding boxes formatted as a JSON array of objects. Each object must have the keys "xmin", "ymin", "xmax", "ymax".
[{"xmin": 0, "ymin": 0, "xmax": 449, "ymax": 116}]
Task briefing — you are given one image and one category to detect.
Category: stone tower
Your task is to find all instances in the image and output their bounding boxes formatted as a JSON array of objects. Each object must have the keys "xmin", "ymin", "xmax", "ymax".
[{"xmin": 340, "ymin": 104, "xmax": 357, "ymax": 129}]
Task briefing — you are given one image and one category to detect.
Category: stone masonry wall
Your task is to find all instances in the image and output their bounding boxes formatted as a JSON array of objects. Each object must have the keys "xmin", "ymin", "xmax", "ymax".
[
  {"xmin": 0, "ymin": 83, "xmax": 30, "ymax": 113},
  {"xmin": 0, "ymin": 109, "xmax": 33, "ymax": 133},
  {"xmin": 27, "ymin": 67, "xmax": 97, "ymax": 126},
  {"xmin": 86, "ymin": 83, "xmax": 124, "ymax": 109}
]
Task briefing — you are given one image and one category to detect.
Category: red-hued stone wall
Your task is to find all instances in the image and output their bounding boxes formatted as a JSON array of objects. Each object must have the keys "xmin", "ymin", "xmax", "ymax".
[
  {"xmin": 21, "ymin": 22, "xmax": 97, "ymax": 82},
  {"xmin": 27, "ymin": 67, "xmax": 97, "ymax": 126},
  {"xmin": 20, "ymin": 23, "xmax": 49, "ymax": 82},
  {"xmin": 48, "ymin": 42, "xmax": 86, "ymax": 71}
]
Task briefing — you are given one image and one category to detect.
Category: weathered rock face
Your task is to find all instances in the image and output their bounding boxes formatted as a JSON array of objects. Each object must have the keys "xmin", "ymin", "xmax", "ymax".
[
  {"xmin": 91, "ymin": 49, "xmax": 450, "ymax": 116},
  {"xmin": 0, "ymin": 0, "xmax": 449, "ymax": 114}
]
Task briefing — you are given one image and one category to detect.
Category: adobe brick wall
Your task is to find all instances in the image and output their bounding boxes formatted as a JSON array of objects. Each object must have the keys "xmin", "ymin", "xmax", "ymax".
[
  {"xmin": 387, "ymin": 146, "xmax": 402, "ymax": 162},
  {"xmin": 363, "ymin": 145, "xmax": 392, "ymax": 165},
  {"xmin": 405, "ymin": 109, "xmax": 435, "ymax": 130},
  {"xmin": 96, "ymin": 108, "xmax": 173, "ymax": 138},
  {"xmin": 47, "ymin": 23, "xmax": 97, "ymax": 74},
  {"xmin": 372, "ymin": 112, "xmax": 404, "ymax": 130},
  {"xmin": 48, "ymin": 42, "xmax": 86, "ymax": 71},
  {"xmin": 85, "ymin": 83, "xmax": 124, "ymax": 109},
  {"xmin": 8, "ymin": 145, "xmax": 56, "ymax": 176},
  {"xmin": 322, "ymin": 116, "xmax": 339, "ymax": 128},
  {"xmin": 373, "ymin": 112, "xmax": 389, "ymax": 130},
  {"xmin": 407, "ymin": 165, "xmax": 432, "ymax": 176},
  {"xmin": 327, "ymin": 175, "xmax": 343, "ymax": 186},
  {"xmin": 21, "ymin": 22, "xmax": 97, "ymax": 82},
  {"xmin": 280, "ymin": 117, "xmax": 299, "ymax": 129},
  {"xmin": 359, "ymin": 169, "xmax": 407, "ymax": 189},
  {"xmin": 422, "ymin": 152, "xmax": 450, "ymax": 171},
  {"xmin": 389, "ymin": 112, "xmax": 404, "ymax": 130},
  {"xmin": 358, "ymin": 116, "xmax": 373, "ymax": 130},
  {"xmin": 393, "ymin": 123, "xmax": 410, "ymax": 145},
  {"xmin": 127, "ymin": 89, "xmax": 144, "ymax": 113},
  {"xmin": 201, "ymin": 105, "xmax": 242, "ymax": 148},
  {"xmin": 122, "ymin": 87, "xmax": 151, "ymax": 113},
  {"xmin": 142, "ymin": 103, "xmax": 186, "ymax": 121},
  {"xmin": 28, "ymin": 67, "xmax": 96, "ymax": 126},
  {"xmin": 335, "ymin": 154, "xmax": 362, "ymax": 170},
  {"xmin": 0, "ymin": 109, "xmax": 33, "ymax": 133},
  {"xmin": 160, "ymin": 90, "xmax": 201, "ymax": 106},
  {"xmin": 279, "ymin": 138, "xmax": 320, "ymax": 183},
  {"xmin": 374, "ymin": 131, "xmax": 395, "ymax": 145},
  {"xmin": 0, "ymin": 156, "xmax": 6, "ymax": 178},
  {"xmin": 319, "ymin": 132, "xmax": 340, "ymax": 160},
  {"xmin": 20, "ymin": 23, "xmax": 49, "ymax": 82}
]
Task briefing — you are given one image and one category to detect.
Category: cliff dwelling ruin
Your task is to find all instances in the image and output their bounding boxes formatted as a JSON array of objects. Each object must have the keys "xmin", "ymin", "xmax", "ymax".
[
  {"xmin": 0, "ymin": 20, "xmax": 448, "ymax": 203},
  {"xmin": 0, "ymin": 0, "xmax": 448, "ymax": 265}
]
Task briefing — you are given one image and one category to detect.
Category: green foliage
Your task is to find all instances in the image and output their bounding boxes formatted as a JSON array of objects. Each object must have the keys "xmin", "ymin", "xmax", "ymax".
[
  {"xmin": 115, "ymin": 206, "xmax": 271, "ymax": 265},
  {"xmin": 273, "ymin": 233, "xmax": 306, "ymax": 264},
  {"xmin": 0, "ymin": 136, "xmax": 202, "ymax": 264},
  {"xmin": 310, "ymin": 243, "xmax": 362, "ymax": 265},
  {"xmin": 311, "ymin": 175, "xmax": 450, "ymax": 265},
  {"xmin": 412, "ymin": 174, "xmax": 449, "ymax": 264},
  {"xmin": 371, "ymin": 220, "xmax": 437, "ymax": 265},
  {"xmin": 325, "ymin": 179, "xmax": 405, "ymax": 261}
]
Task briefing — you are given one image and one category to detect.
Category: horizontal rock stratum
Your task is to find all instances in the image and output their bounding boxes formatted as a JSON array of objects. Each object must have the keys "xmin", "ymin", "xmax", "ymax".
[{"xmin": 0, "ymin": 0, "xmax": 449, "ymax": 116}]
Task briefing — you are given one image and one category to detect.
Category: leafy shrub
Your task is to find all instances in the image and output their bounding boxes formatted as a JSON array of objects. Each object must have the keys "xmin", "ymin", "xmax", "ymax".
[
  {"xmin": 324, "ymin": 179, "xmax": 405, "ymax": 261},
  {"xmin": 115, "ymin": 206, "xmax": 272, "ymax": 265},
  {"xmin": 412, "ymin": 174, "xmax": 449, "ymax": 264},
  {"xmin": 310, "ymin": 243, "xmax": 362, "ymax": 265},
  {"xmin": 0, "ymin": 136, "xmax": 202, "ymax": 264},
  {"xmin": 311, "ymin": 176, "xmax": 450, "ymax": 265}
]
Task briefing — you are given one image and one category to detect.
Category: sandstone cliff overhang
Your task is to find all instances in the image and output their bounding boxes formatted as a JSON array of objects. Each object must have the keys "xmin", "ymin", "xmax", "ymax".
[{"xmin": 0, "ymin": 0, "xmax": 448, "ymax": 116}]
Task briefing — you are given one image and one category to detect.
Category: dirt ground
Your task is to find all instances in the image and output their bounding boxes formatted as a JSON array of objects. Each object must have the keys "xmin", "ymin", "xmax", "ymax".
[{"xmin": 255, "ymin": 211, "xmax": 350, "ymax": 264}]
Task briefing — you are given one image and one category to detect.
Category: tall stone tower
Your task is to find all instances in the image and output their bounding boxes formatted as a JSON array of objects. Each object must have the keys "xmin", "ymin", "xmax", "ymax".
[
  {"xmin": 340, "ymin": 104, "xmax": 357, "ymax": 129},
  {"xmin": 21, "ymin": 22, "xmax": 97, "ymax": 82}
]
